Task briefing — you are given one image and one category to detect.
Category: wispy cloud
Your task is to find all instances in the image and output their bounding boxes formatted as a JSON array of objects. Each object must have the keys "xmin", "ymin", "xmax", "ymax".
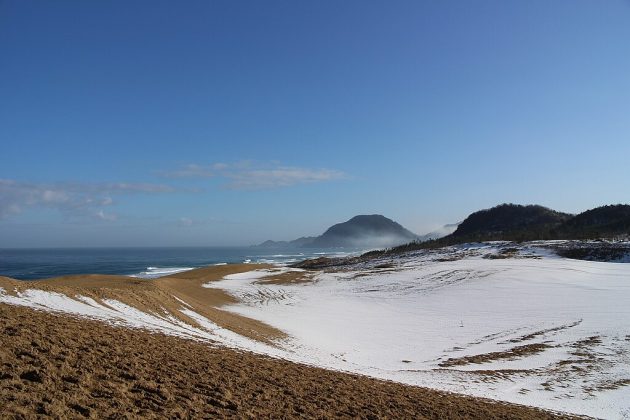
[
  {"xmin": 95, "ymin": 209, "xmax": 117, "ymax": 221},
  {"xmin": 178, "ymin": 217, "xmax": 194, "ymax": 227},
  {"xmin": 226, "ymin": 166, "xmax": 346, "ymax": 189},
  {"xmin": 95, "ymin": 183, "xmax": 177, "ymax": 193},
  {"xmin": 0, "ymin": 179, "xmax": 179, "ymax": 221},
  {"xmin": 163, "ymin": 163, "xmax": 225, "ymax": 178},
  {"xmin": 162, "ymin": 161, "xmax": 347, "ymax": 190}
]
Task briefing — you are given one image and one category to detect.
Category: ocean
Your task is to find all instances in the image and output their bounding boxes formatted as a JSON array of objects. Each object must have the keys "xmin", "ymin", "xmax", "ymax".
[{"xmin": 0, "ymin": 247, "xmax": 362, "ymax": 280}]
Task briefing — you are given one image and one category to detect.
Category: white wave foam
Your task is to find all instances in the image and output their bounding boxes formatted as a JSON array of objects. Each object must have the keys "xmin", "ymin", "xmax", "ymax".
[
  {"xmin": 269, "ymin": 254, "xmax": 306, "ymax": 258},
  {"xmin": 130, "ymin": 266, "xmax": 194, "ymax": 279}
]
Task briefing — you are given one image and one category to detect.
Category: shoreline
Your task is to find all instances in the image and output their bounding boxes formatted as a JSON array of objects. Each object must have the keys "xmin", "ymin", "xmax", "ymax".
[{"xmin": 0, "ymin": 246, "xmax": 363, "ymax": 281}]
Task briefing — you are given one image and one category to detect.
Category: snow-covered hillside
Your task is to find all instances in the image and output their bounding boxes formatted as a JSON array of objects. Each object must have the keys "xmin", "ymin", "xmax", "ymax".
[{"xmin": 208, "ymin": 243, "xmax": 630, "ymax": 419}]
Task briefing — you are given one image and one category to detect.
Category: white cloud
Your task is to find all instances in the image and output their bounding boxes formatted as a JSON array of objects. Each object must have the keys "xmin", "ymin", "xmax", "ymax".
[
  {"xmin": 87, "ymin": 183, "xmax": 178, "ymax": 193},
  {"xmin": 162, "ymin": 164, "xmax": 215, "ymax": 178},
  {"xmin": 178, "ymin": 217, "xmax": 193, "ymax": 227},
  {"xmin": 95, "ymin": 210, "xmax": 117, "ymax": 221},
  {"xmin": 162, "ymin": 161, "xmax": 347, "ymax": 189},
  {"xmin": 0, "ymin": 179, "xmax": 180, "ymax": 221},
  {"xmin": 227, "ymin": 167, "xmax": 345, "ymax": 189}
]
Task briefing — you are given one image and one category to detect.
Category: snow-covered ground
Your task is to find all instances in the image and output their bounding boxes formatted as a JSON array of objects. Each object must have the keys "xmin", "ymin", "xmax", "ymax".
[
  {"xmin": 207, "ymin": 243, "xmax": 630, "ymax": 419},
  {"xmin": 1, "ymin": 242, "xmax": 629, "ymax": 418},
  {"xmin": 0, "ymin": 285, "xmax": 286, "ymax": 357}
]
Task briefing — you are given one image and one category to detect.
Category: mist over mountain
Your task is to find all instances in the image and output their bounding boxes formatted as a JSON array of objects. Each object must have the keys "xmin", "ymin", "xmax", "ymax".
[
  {"xmin": 418, "ymin": 223, "xmax": 460, "ymax": 241},
  {"xmin": 257, "ymin": 215, "xmax": 418, "ymax": 249},
  {"xmin": 309, "ymin": 215, "xmax": 418, "ymax": 248}
]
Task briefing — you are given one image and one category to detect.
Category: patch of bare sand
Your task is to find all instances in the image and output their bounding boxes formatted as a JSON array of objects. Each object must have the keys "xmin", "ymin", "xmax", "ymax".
[
  {"xmin": 0, "ymin": 264, "xmax": 284, "ymax": 345},
  {"xmin": 506, "ymin": 320, "xmax": 583, "ymax": 344},
  {"xmin": 157, "ymin": 264, "xmax": 283, "ymax": 343},
  {"xmin": 254, "ymin": 270, "xmax": 317, "ymax": 286},
  {"xmin": 439, "ymin": 343, "xmax": 552, "ymax": 368},
  {"xmin": 0, "ymin": 304, "xmax": 578, "ymax": 419}
]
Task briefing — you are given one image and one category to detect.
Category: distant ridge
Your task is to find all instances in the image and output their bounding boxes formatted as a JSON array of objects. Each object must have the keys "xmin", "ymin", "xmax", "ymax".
[
  {"xmin": 441, "ymin": 203, "xmax": 630, "ymax": 243},
  {"xmin": 451, "ymin": 204, "xmax": 572, "ymax": 241},
  {"xmin": 256, "ymin": 215, "xmax": 418, "ymax": 249},
  {"xmin": 261, "ymin": 203, "xmax": 630, "ymax": 255},
  {"xmin": 556, "ymin": 204, "xmax": 630, "ymax": 239},
  {"xmin": 255, "ymin": 237, "xmax": 316, "ymax": 249},
  {"xmin": 362, "ymin": 203, "xmax": 630, "ymax": 257}
]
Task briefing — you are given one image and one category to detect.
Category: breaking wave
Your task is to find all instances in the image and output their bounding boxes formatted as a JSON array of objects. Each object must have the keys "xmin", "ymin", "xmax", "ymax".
[{"xmin": 130, "ymin": 266, "xmax": 195, "ymax": 279}]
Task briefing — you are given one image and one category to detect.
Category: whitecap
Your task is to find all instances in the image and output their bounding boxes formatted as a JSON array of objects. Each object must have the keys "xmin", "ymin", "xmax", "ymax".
[{"xmin": 130, "ymin": 266, "xmax": 194, "ymax": 279}]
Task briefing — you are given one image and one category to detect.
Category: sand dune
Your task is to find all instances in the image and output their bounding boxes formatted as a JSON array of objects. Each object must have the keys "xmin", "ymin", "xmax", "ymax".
[
  {"xmin": 0, "ymin": 264, "xmax": 283, "ymax": 345},
  {"xmin": 0, "ymin": 304, "xmax": 573, "ymax": 419}
]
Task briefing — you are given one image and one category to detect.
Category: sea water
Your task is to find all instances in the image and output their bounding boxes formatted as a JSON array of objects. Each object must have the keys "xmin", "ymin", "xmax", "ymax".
[{"xmin": 0, "ymin": 247, "xmax": 362, "ymax": 280}]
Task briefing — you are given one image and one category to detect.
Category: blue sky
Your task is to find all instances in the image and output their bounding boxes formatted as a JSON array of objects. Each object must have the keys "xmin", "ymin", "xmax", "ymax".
[{"xmin": 1, "ymin": 1, "xmax": 629, "ymax": 247}]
